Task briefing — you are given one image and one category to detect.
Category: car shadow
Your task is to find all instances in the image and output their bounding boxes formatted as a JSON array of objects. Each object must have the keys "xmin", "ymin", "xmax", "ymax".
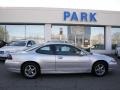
[
  {"xmin": 6, "ymin": 72, "xmax": 116, "ymax": 80},
  {"xmin": 0, "ymin": 60, "xmax": 5, "ymax": 63}
]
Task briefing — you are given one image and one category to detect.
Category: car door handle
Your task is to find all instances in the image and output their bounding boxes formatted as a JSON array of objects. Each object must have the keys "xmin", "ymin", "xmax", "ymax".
[{"xmin": 58, "ymin": 56, "xmax": 63, "ymax": 59}]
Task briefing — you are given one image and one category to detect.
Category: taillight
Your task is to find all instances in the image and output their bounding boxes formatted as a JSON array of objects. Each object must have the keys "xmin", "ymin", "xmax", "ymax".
[{"xmin": 7, "ymin": 54, "xmax": 12, "ymax": 60}]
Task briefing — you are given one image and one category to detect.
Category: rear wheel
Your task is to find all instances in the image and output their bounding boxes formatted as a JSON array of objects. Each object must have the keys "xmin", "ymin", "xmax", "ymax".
[
  {"xmin": 92, "ymin": 62, "xmax": 108, "ymax": 77},
  {"xmin": 21, "ymin": 62, "xmax": 40, "ymax": 79}
]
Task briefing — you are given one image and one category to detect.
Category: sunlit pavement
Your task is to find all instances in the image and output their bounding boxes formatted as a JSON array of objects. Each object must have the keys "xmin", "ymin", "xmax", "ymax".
[{"xmin": 0, "ymin": 55, "xmax": 120, "ymax": 90}]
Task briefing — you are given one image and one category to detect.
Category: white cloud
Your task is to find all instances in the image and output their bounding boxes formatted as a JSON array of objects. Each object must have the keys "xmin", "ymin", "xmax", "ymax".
[{"xmin": 0, "ymin": 0, "xmax": 120, "ymax": 11}]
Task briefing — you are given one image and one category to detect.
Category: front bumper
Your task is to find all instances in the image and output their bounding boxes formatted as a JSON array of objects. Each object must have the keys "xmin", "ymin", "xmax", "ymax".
[
  {"xmin": 0, "ymin": 53, "xmax": 13, "ymax": 61},
  {"xmin": 0, "ymin": 53, "xmax": 8, "ymax": 60},
  {"xmin": 108, "ymin": 61, "xmax": 117, "ymax": 71},
  {"xmin": 5, "ymin": 60, "xmax": 21, "ymax": 73}
]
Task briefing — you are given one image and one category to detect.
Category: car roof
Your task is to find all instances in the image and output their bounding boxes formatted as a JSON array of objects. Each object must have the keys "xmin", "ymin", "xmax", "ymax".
[
  {"xmin": 43, "ymin": 41, "xmax": 73, "ymax": 46},
  {"xmin": 11, "ymin": 39, "xmax": 34, "ymax": 42}
]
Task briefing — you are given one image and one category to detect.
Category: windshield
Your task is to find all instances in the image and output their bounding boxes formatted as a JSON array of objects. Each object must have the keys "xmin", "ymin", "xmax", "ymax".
[
  {"xmin": 24, "ymin": 44, "xmax": 43, "ymax": 51},
  {"xmin": 7, "ymin": 41, "xmax": 26, "ymax": 46}
]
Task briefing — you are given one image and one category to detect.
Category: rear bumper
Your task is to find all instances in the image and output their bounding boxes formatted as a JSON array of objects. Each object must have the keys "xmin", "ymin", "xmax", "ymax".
[{"xmin": 5, "ymin": 60, "xmax": 21, "ymax": 73}]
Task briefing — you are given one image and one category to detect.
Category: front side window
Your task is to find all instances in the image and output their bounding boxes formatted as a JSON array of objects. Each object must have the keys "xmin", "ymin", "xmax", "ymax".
[
  {"xmin": 36, "ymin": 45, "xmax": 54, "ymax": 55},
  {"xmin": 55, "ymin": 45, "xmax": 85, "ymax": 56}
]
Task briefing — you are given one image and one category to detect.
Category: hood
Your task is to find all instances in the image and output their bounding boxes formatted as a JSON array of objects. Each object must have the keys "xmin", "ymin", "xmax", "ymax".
[
  {"xmin": 92, "ymin": 53, "xmax": 114, "ymax": 61},
  {"xmin": 0, "ymin": 46, "xmax": 27, "ymax": 53}
]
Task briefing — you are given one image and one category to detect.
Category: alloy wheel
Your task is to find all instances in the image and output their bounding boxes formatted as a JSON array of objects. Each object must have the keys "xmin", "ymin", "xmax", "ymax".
[
  {"xmin": 94, "ymin": 64, "xmax": 106, "ymax": 76},
  {"xmin": 24, "ymin": 65, "xmax": 37, "ymax": 78}
]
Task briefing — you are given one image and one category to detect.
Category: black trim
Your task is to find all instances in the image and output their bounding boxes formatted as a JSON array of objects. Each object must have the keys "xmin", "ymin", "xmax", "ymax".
[
  {"xmin": 0, "ymin": 23, "xmax": 45, "ymax": 25},
  {"xmin": 112, "ymin": 26, "xmax": 120, "ymax": 28},
  {"xmin": 51, "ymin": 24, "xmax": 105, "ymax": 27}
]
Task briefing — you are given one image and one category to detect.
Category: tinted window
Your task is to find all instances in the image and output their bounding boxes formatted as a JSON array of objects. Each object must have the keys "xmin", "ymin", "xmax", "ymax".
[
  {"xmin": 55, "ymin": 45, "xmax": 84, "ymax": 55},
  {"xmin": 36, "ymin": 45, "xmax": 54, "ymax": 55},
  {"xmin": 8, "ymin": 41, "xmax": 26, "ymax": 46},
  {"xmin": 27, "ymin": 41, "xmax": 33, "ymax": 46}
]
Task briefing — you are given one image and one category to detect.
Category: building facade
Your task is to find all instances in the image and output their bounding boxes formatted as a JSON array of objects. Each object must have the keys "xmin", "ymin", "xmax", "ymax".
[{"xmin": 0, "ymin": 7, "xmax": 120, "ymax": 54}]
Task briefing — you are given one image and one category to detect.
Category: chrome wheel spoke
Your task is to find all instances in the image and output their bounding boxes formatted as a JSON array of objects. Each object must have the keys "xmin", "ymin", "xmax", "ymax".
[
  {"xmin": 95, "ymin": 64, "xmax": 105, "ymax": 75},
  {"xmin": 24, "ymin": 65, "xmax": 37, "ymax": 77}
]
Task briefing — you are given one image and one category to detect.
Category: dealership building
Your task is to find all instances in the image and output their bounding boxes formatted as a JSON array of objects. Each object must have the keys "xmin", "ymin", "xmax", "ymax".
[{"xmin": 0, "ymin": 7, "xmax": 120, "ymax": 54}]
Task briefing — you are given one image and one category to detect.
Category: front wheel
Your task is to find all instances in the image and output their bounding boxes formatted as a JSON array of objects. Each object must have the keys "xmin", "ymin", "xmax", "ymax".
[
  {"xmin": 92, "ymin": 62, "xmax": 108, "ymax": 77},
  {"xmin": 21, "ymin": 63, "xmax": 40, "ymax": 79}
]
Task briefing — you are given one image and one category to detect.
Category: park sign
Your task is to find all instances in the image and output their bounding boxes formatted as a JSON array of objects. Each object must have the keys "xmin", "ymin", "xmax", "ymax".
[{"xmin": 64, "ymin": 11, "xmax": 97, "ymax": 22}]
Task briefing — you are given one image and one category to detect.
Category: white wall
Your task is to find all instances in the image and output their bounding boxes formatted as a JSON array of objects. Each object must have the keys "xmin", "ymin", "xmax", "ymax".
[{"xmin": 0, "ymin": 7, "xmax": 120, "ymax": 26}]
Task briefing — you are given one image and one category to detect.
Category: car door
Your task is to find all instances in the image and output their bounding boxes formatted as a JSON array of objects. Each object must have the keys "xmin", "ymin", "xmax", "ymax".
[
  {"xmin": 55, "ymin": 44, "xmax": 91, "ymax": 73},
  {"xmin": 35, "ymin": 45, "xmax": 56, "ymax": 72}
]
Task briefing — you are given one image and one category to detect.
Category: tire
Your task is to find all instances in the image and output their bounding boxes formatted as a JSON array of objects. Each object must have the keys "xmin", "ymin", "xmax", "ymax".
[
  {"xmin": 92, "ymin": 62, "xmax": 108, "ymax": 77},
  {"xmin": 21, "ymin": 62, "xmax": 40, "ymax": 79}
]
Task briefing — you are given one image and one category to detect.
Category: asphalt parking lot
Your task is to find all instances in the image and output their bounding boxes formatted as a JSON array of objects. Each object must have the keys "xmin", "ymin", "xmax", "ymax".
[{"xmin": 0, "ymin": 55, "xmax": 120, "ymax": 90}]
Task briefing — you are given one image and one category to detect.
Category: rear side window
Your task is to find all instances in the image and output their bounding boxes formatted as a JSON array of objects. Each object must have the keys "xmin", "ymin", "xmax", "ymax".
[{"xmin": 36, "ymin": 45, "xmax": 54, "ymax": 55}]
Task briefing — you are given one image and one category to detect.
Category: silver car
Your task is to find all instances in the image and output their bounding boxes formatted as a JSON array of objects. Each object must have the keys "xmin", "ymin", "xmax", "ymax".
[
  {"xmin": 5, "ymin": 42, "xmax": 117, "ymax": 79},
  {"xmin": 0, "ymin": 40, "xmax": 36, "ymax": 60},
  {"xmin": 115, "ymin": 43, "xmax": 120, "ymax": 57}
]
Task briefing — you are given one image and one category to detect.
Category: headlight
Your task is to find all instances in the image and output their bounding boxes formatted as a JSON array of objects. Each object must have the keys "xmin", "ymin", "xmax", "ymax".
[{"xmin": 110, "ymin": 58, "xmax": 116, "ymax": 63}]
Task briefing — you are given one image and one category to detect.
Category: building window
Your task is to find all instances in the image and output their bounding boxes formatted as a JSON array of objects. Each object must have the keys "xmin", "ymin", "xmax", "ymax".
[
  {"xmin": 6, "ymin": 25, "xmax": 26, "ymax": 42},
  {"xmin": 90, "ymin": 27, "xmax": 105, "ymax": 50},
  {"xmin": 0, "ymin": 25, "xmax": 6, "ymax": 41},
  {"xmin": 112, "ymin": 27, "xmax": 120, "ymax": 49},
  {"xmin": 4, "ymin": 25, "xmax": 45, "ymax": 43},
  {"xmin": 51, "ymin": 25, "xmax": 105, "ymax": 50},
  {"xmin": 26, "ymin": 25, "xmax": 45, "ymax": 43},
  {"xmin": 51, "ymin": 25, "xmax": 68, "ymax": 41}
]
